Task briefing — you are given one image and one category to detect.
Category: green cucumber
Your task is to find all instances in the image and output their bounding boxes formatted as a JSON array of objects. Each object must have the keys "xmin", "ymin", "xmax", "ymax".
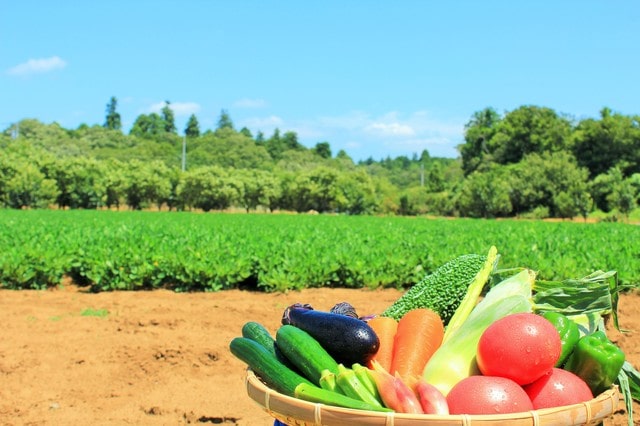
[
  {"xmin": 276, "ymin": 324, "xmax": 340, "ymax": 386},
  {"xmin": 241, "ymin": 321, "xmax": 301, "ymax": 372},
  {"xmin": 241, "ymin": 321, "xmax": 277, "ymax": 356},
  {"xmin": 229, "ymin": 337, "xmax": 314, "ymax": 396}
]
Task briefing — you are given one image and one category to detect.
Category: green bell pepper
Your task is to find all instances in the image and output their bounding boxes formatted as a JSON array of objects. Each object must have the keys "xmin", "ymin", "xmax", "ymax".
[
  {"xmin": 564, "ymin": 330, "xmax": 625, "ymax": 395},
  {"xmin": 542, "ymin": 312, "xmax": 580, "ymax": 367}
]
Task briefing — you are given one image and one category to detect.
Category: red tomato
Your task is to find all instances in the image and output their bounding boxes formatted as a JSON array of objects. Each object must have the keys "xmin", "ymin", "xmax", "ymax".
[
  {"xmin": 477, "ymin": 312, "xmax": 561, "ymax": 385},
  {"xmin": 446, "ymin": 375, "xmax": 533, "ymax": 415},
  {"xmin": 523, "ymin": 368, "xmax": 594, "ymax": 409}
]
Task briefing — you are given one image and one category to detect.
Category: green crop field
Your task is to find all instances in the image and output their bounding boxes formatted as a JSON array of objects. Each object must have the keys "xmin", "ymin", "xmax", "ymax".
[{"xmin": 0, "ymin": 209, "xmax": 638, "ymax": 292}]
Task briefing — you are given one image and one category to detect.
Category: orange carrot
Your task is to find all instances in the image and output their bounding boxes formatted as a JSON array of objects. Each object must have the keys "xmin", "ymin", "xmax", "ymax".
[
  {"xmin": 389, "ymin": 308, "xmax": 444, "ymax": 379},
  {"xmin": 366, "ymin": 316, "xmax": 398, "ymax": 372}
]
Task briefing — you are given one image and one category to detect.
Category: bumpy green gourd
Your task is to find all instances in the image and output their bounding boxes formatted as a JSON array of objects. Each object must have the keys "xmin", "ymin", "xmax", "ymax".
[{"xmin": 381, "ymin": 249, "xmax": 495, "ymax": 324}]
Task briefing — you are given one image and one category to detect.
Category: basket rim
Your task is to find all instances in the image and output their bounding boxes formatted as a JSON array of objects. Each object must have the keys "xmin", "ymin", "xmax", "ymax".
[{"xmin": 245, "ymin": 368, "xmax": 619, "ymax": 423}]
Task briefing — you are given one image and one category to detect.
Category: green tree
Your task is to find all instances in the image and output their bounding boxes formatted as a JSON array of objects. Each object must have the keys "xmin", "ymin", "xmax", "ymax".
[
  {"xmin": 456, "ymin": 167, "xmax": 512, "ymax": 218},
  {"xmin": 185, "ymin": 114, "xmax": 200, "ymax": 138},
  {"xmin": 572, "ymin": 108, "xmax": 640, "ymax": 179},
  {"xmin": 0, "ymin": 153, "xmax": 14, "ymax": 205},
  {"xmin": 277, "ymin": 167, "xmax": 342, "ymax": 213},
  {"xmin": 487, "ymin": 105, "xmax": 572, "ymax": 165},
  {"xmin": 121, "ymin": 160, "xmax": 171, "ymax": 210},
  {"xmin": 161, "ymin": 101, "xmax": 177, "ymax": 134},
  {"xmin": 102, "ymin": 159, "xmax": 125, "ymax": 209},
  {"xmin": 282, "ymin": 131, "xmax": 304, "ymax": 150},
  {"xmin": 163, "ymin": 166, "xmax": 183, "ymax": 211},
  {"xmin": 459, "ymin": 107, "xmax": 501, "ymax": 176},
  {"xmin": 9, "ymin": 119, "xmax": 82, "ymax": 156},
  {"xmin": 336, "ymin": 169, "xmax": 378, "ymax": 214},
  {"xmin": 104, "ymin": 96, "xmax": 122, "ymax": 131},
  {"xmin": 187, "ymin": 131, "xmax": 271, "ymax": 170},
  {"xmin": 130, "ymin": 113, "xmax": 164, "ymax": 137},
  {"xmin": 425, "ymin": 191, "xmax": 456, "ymax": 217},
  {"xmin": 75, "ymin": 124, "xmax": 129, "ymax": 150},
  {"xmin": 423, "ymin": 162, "xmax": 446, "ymax": 193},
  {"xmin": 4, "ymin": 163, "xmax": 59, "ymax": 209},
  {"xmin": 265, "ymin": 128, "xmax": 283, "ymax": 159},
  {"xmin": 217, "ymin": 109, "xmax": 234, "ymax": 130},
  {"xmin": 553, "ymin": 186, "xmax": 593, "ymax": 221},
  {"xmin": 630, "ymin": 173, "xmax": 640, "ymax": 205},
  {"xmin": 264, "ymin": 130, "xmax": 306, "ymax": 161},
  {"xmin": 239, "ymin": 127, "xmax": 253, "ymax": 138},
  {"xmin": 553, "ymin": 192, "xmax": 576, "ymax": 219},
  {"xmin": 335, "ymin": 150, "xmax": 354, "ymax": 164},
  {"xmin": 601, "ymin": 167, "xmax": 638, "ymax": 219},
  {"xmin": 610, "ymin": 181, "xmax": 636, "ymax": 219},
  {"xmin": 236, "ymin": 169, "xmax": 281, "ymax": 212},
  {"xmin": 398, "ymin": 194, "xmax": 412, "ymax": 215},
  {"xmin": 590, "ymin": 171, "xmax": 616, "ymax": 213},
  {"xmin": 177, "ymin": 166, "xmax": 239, "ymax": 211},
  {"xmin": 304, "ymin": 167, "xmax": 342, "ymax": 213},
  {"xmin": 397, "ymin": 186, "xmax": 431, "ymax": 216},
  {"xmin": 49, "ymin": 157, "xmax": 106, "ymax": 209},
  {"xmin": 314, "ymin": 142, "xmax": 332, "ymax": 159},
  {"xmin": 509, "ymin": 151, "xmax": 591, "ymax": 217}
]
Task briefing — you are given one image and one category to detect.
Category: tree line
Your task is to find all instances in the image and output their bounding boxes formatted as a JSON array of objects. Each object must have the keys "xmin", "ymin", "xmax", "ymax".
[{"xmin": 1, "ymin": 98, "xmax": 639, "ymax": 219}]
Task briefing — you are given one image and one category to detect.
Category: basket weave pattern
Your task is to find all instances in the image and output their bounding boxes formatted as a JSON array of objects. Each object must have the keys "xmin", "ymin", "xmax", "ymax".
[{"xmin": 245, "ymin": 370, "xmax": 619, "ymax": 426}]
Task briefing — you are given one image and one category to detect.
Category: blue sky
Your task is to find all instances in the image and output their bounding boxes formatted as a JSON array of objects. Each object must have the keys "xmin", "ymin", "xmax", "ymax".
[{"xmin": 2, "ymin": 1, "xmax": 638, "ymax": 161}]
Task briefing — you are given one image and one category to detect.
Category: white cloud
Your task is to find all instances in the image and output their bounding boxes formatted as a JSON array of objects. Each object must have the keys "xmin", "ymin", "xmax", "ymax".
[
  {"xmin": 236, "ymin": 109, "xmax": 464, "ymax": 159},
  {"xmin": 345, "ymin": 141, "xmax": 363, "ymax": 149},
  {"xmin": 408, "ymin": 110, "xmax": 464, "ymax": 136},
  {"xmin": 146, "ymin": 102, "xmax": 164, "ymax": 113},
  {"xmin": 7, "ymin": 56, "xmax": 67, "ymax": 76},
  {"xmin": 241, "ymin": 115, "xmax": 284, "ymax": 129},
  {"xmin": 383, "ymin": 136, "xmax": 450, "ymax": 151},
  {"xmin": 299, "ymin": 110, "xmax": 465, "ymax": 159},
  {"xmin": 148, "ymin": 101, "xmax": 200, "ymax": 116},
  {"xmin": 365, "ymin": 122, "xmax": 415, "ymax": 137},
  {"xmin": 170, "ymin": 102, "xmax": 201, "ymax": 116},
  {"xmin": 233, "ymin": 98, "xmax": 267, "ymax": 108},
  {"xmin": 313, "ymin": 110, "xmax": 461, "ymax": 139},
  {"xmin": 317, "ymin": 111, "xmax": 370, "ymax": 131}
]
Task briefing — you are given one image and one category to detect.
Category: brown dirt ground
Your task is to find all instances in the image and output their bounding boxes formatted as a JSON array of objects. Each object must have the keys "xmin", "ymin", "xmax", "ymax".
[{"xmin": 0, "ymin": 286, "xmax": 638, "ymax": 426}]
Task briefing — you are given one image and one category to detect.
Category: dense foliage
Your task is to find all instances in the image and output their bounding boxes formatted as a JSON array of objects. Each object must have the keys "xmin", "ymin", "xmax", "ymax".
[
  {"xmin": 0, "ymin": 210, "xmax": 638, "ymax": 292},
  {"xmin": 1, "ymin": 101, "xmax": 639, "ymax": 219}
]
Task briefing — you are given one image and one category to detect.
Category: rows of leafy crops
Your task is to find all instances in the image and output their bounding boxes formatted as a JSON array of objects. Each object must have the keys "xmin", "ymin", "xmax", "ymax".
[{"xmin": 0, "ymin": 210, "xmax": 638, "ymax": 292}]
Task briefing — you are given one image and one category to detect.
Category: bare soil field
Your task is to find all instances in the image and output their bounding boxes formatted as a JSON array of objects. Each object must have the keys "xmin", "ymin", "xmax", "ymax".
[{"xmin": 0, "ymin": 286, "xmax": 638, "ymax": 425}]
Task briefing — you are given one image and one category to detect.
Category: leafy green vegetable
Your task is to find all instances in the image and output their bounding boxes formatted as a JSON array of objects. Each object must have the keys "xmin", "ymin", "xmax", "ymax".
[
  {"xmin": 533, "ymin": 270, "xmax": 621, "ymax": 330},
  {"xmin": 1, "ymin": 210, "xmax": 639, "ymax": 292},
  {"xmin": 621, "ymin": 361, "xmax": 640, "ymax": 402},
  {"xmin": 617, "ymin": 361, "xmax": 640, "ymax": 426},
  {"xmin": 617, "ymin": 369, "xmax": 634, "ymax": 426}
]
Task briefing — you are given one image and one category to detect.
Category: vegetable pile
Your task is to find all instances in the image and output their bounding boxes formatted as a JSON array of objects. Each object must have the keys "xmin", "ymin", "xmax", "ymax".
[{"xmin": 230, "ymin": 246, "xmax": 640, "ymax": 424}]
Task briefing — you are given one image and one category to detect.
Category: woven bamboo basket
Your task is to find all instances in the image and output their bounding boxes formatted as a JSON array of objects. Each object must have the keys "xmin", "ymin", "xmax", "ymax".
[{"xmin": 245, "ymin": 369, "xmax": 619, "ymax": 426}]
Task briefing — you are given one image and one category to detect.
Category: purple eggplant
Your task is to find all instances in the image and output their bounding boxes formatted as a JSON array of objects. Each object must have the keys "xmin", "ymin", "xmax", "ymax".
[{"xmin": 282, "ymin": 303, "xmax": 379, "ymax": 365}]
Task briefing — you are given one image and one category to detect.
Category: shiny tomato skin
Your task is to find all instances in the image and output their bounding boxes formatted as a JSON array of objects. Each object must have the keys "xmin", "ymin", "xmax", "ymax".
[
  {"xmin": 523, "ymin": 368, "xmax": 593, "ymax": 409},
  {"xmin": 447, "ymin": 375, "xmax": 533, "ymax": 415},
  {"xmin": 477, "ymin": 312, "xmax": 561, "ymax": 385}
]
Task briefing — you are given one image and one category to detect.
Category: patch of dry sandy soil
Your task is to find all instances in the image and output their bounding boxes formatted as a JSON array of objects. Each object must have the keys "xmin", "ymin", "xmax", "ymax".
[{"xmin": 0, "ymin": 286, "xmax": 638, "ymax": 426}]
